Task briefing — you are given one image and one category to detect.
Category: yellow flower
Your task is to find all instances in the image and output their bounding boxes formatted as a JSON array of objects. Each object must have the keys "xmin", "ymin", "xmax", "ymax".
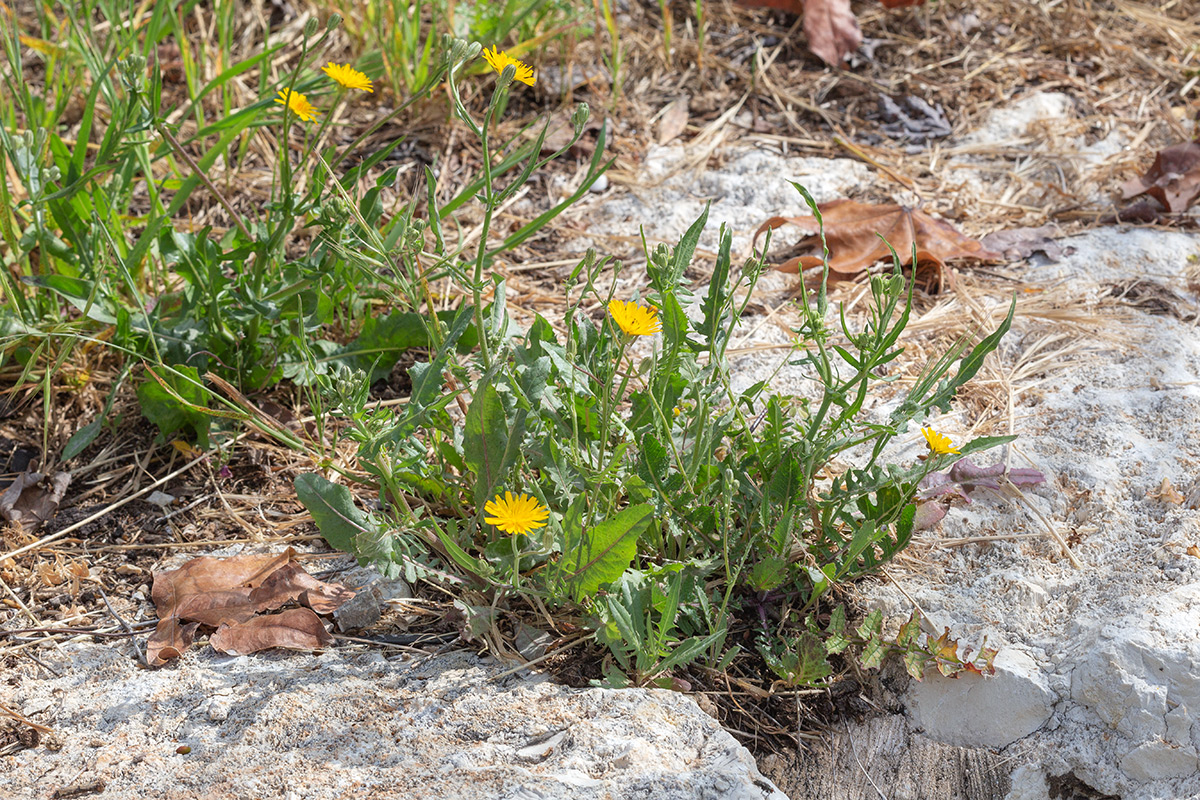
[
  {"xmin": 608, "ymin": 300, "xmax": 662, "ymax": 337},
  {"xmin": 484, "ymin": 492, "xmax": 549, "ymax": 535},
  {"xmin": 922, "ymin": 427, "xmax": 961, "ymax": 456},
  {"xmin": 273, "ymin": 89, "xmax": 320, "ymax": 122},
  {"xmin": 480, "ymin": 46, "xmax": 535, "ymax": 86},
  {"xmin": 322, "ymin": 62, "xmax": 373, "ymax": 93}
]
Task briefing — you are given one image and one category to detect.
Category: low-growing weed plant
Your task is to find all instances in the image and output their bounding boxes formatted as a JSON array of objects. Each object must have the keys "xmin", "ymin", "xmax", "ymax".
[
  {"xmin": 293, "ymin": 49, "xmax": 1014, "ymax": 687},
  {"xmin": 1, "ymin": 3, "xmax": 1009, "ymax": 691}
]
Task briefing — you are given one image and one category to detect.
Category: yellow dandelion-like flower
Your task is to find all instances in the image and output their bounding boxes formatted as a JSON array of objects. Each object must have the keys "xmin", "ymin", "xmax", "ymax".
[
  {"xmin": 484, "ymin": 491, "xmax": 549, "ymax": 536},
  {"xmin": 322, "ymin": 62, "xmax": 373, "ymax": 93},
  {"xmin": 922, "ymin": 427, "xmax": 961, "ymax": 456},
  {"xmin": 480, "ymin": 46, "xmax": 535, "ymax": 86},
  {"xmin": 273, "ymin": 89, "xmax": 320, "ymax": 122},
  {"xmin": 608, "ymin": 300, "xmax": 662, "ymax": 337}
]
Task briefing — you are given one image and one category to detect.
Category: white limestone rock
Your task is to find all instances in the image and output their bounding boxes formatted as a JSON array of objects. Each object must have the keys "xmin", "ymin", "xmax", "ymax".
[
  {"xmin": 5, "ymin": 644, "xmax": 787, "ymax": 800},
  {"xmin": 910, "ymin": 648, "xmax": 1055, "ymax": 748}
]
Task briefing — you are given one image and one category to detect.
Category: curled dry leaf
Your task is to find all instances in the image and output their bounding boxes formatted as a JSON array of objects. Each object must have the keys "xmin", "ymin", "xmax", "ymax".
[
  {"xmin": 151, "ymin": 550, "xmax": 296, "ymax": 619},
  {"xmin": 0, "ymin": 471, "xmax": 71, "ymax": 533},
  {"xmin": 753, "ymin": 199, "xmax": 999, "ymax": 286},
  {"xmin": 209, "ymin": 608, "xmax": 333, "ymax": 656},
  {"xmin": 1120, "ymin": 142, "xmax": 1200, "ymax": 213},
  {"xmin": 147, "ymin": 549, "xmax": 354, "ymax": 664},
  {"xmin": 146, "ymin": 617, "xmax": 200, "ymax": 667},
  {"xmin": 248, "ymin": 562, "xmax": 357, "ymax": 614}
]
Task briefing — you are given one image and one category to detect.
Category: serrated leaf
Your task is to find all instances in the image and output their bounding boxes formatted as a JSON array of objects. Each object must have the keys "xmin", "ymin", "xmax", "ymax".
[
  {"xmin": 825, "ymin": 605, "xmax": 850, "ymax": 654},
  {"xmin": 860, "ymin": 633, "xmax": 887, "ymax": 670},
  {"xmin": 904, "ymin": 647, "xmax": 928, "ymax": 680},
  {"xmin": 897, "ymin": 610, "xmax": 922, "ymax": 647}
]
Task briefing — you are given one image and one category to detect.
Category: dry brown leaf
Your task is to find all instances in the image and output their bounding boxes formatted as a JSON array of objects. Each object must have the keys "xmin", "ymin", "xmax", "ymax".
[
  {"xmin": 0, "ymin": 472, "xmax": 71, "ymax": 533},
  {"xmin": 248, "ymin": 562, "xmax": 357, "ymax": 614},
  {"xmin": 1147, "ymin": 477, "xmax": 1185, "ymax": 505},
  {"xmin": 1120, "ymin": 142, "xmax": 1200, "ymax": 213},
  {"xmin": 1187, "ymin": 545, "xmax": 1200, "ymax": 559},
  {"xmin": 801, "ymin": 0, "xmax": 862, "ymax": 65},
  {"xmin": 753, "ymin": 199, "xmax": 999, "ymax": 284},
  {"xmin": 980, "ymin": 225, "xmax": 1074, "ymax": 262},
  {"xmin": 209, "ymin": 608, "xmax": 333, "ymax": 655},
  {"xmin": 151, "ymin": 550, "xmax": 296, "ymax": 619},
  {"xmin": 657, "ymin": 96, "xmax": 690, "ymax": 145},
  {"xmin": 146, "ymin": 617, "xmax": 200, "ymax": 667},
  {"xmin": 146, "ymin": 550, "xmax": 354, "ymax": 664}
]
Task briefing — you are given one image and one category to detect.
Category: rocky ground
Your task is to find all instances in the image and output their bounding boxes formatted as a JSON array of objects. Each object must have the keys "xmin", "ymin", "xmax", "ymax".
[{"xmin": 5, "ymin": 76, "xmax": 1200, "ymax": 800}]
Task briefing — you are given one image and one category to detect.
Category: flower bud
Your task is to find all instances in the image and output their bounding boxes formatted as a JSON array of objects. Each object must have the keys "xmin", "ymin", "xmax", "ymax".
[
  {"xmin": 304, "ymin": 17, "xmax": 319, "ymax": 39},
  {"xmin": 571, "ymin": 102, "xmax": 591, "ymax": 133},
  {"xmin": 326, "ymin": 13, "xmax": 342, "ymax": 30}
]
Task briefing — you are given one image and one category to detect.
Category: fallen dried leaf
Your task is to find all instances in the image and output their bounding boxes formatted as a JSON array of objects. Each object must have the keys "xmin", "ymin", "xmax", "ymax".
[
  {"xmin": 0, "ymin": 472, "xmax": 71, "ymax": 533},
  {"xmin": 657, "ymin": 96, "xmax": 690, "ymax": 145},
  {"xmin": 151, "ymin": 550, "xmax": 296, "ymax": 619},
  {"xmin": 1187, "ymin": 545, "xmax": 1200, "ymax": 559},
  {"xmin": 1121, "ymin": 142, "xmax": 1200, "ymax": 213},
  {"xmin": 754, "ymin": 200, "xmax": 999, "ymax": 285},
  {"xmin": 801, "ymin": 0, "xmax": 861, "ymax": 65},
  {"xmin": 146, "ymin": 617, "xmax": 200, "ymax": 667},
  {"xmin": 1147, "ymin": 477, "xmax": 1185, "ymax": 505},
  {"xmin": 147, "ymin": 549, "xmax": 353, "ymax": 664},
  {"xmin": 209, "ymin": 608, "xmax": 333, "ymax": 655},
  {"xmin": 248, "ymin": 562, "xmax": 356, "ymax": 614},
  {"xmin": 980, "ymin": 225, "xmax": 1074, "ymax": 262}
]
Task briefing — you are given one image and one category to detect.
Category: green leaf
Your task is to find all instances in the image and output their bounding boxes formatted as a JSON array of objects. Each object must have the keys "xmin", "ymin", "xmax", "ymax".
[
  {"xmin": 747, "ymin": 555, "xmax": 789, "ymax": 592},
  {"xmin": 62, "ymin": 420, "xmax": 102, "ymax": 461},
  {"xmin": 294, "ymin": 473, "xmax": 375, "ymax": 557},
  {"xmin": 136, "ymin": 366, "xmax": 211, "ymax": 448},
  {"xmin": 825, "ymin": 605, "xmax": 851, "ymax": 654},
  {"xmin": 655, "ymin": 630, "xmax": 726, "ymax": 674},
  {"xmin": 695, "ymin": 226, "xmax": 732, "ymax": 350},
  {"xmin": 857, "ymin": 608, "xmax": 887, "ymax": 670},
  {"xmin": 564, "ymin": 504, "xmax": 653, "ymax": 599},
  {"xmin": 463, "ymin": 382, "xmax": 511, "ymax": 505},
  {"xmin": 338, "ymin": 310, "xmax": 432, "ymax": 381}
]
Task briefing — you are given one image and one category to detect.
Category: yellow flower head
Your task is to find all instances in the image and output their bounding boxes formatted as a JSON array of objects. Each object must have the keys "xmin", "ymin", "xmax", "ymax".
[
  {"xmin": 922, "ymin": 427, "xmax": 961, "ymax": 456},
  {"xmin": 484, "ymin": 491, "xmax": 549, "ymax": 536},
  {"xmin": 273, "ymin": 89, "xmax": 320, "ymax": 122},
  {"xmin": 609, "ymin": 300, "xmax": 662, "ymax": 337},
  {"xmin": 480, "ymin": 46, "xmax": 535, "ymax": 86},
  {"xmin": 322, "ymin": 62, "xmax": 373, "ymax": 93}
]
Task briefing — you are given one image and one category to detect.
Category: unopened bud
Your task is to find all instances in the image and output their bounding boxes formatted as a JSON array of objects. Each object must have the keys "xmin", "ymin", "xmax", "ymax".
[
  {"xmin": 304, "ymin": 17, "xmax": 319, "ymax": 39},
  {"xmin": 571, "ymin": 102, "xmax": 590, "ymax": 132},
  {"xmin": 326, "ymin": 13, "xmax": 342, "ymax": 30}
]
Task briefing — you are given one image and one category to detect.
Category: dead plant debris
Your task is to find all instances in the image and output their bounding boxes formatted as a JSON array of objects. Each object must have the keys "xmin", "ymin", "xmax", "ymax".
[{"xmin": 754, "ymin": 199, "xmax": 1000, "ymax": 287}]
